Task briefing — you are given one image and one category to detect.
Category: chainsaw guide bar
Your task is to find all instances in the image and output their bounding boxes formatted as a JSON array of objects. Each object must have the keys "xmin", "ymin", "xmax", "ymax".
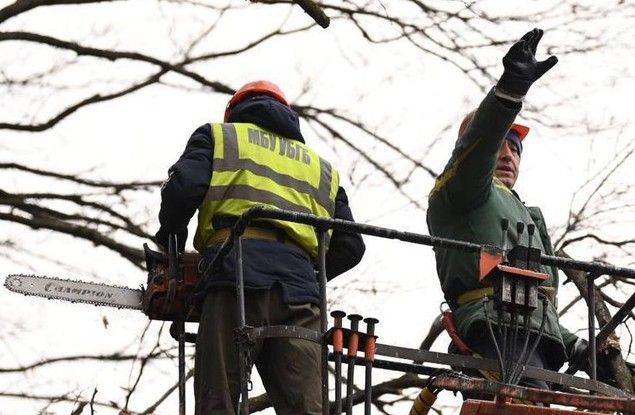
[{"xmin": 4, "ymin": 274, "xmax": 144, "ymax": 310}]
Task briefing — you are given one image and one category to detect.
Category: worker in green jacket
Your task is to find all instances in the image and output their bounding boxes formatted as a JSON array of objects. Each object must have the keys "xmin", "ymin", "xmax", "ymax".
[{"xmin": 427, "ymin": 28, "xmax": 602, "ymax": 388}]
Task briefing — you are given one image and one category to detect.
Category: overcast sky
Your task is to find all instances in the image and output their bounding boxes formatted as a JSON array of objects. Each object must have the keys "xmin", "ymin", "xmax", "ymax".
[{"xmin": 1, "ymin": 1, "xmax": 634, "ymax": 413}]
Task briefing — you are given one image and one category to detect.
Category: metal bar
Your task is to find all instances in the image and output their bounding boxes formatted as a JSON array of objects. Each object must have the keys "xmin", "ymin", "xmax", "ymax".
[
  {"xmin": 332, "ymin": 354, "xmax": 632, "ymax": 410},
  {"xmin": 345, "ymin": 314, "xmax": 362, "ymax": 415},
  {"xmin": 431, "ymin": 374, "xmax": 635, "ymax": 413},
  {"xmin": 540, "ymin": 254, "xmax": 635, "ymax": 280},
  {"xmin": 317, "ymin": 230, "xmax": 329, "ymax": 415},
  {"xmin": 184, "ymin": 207, "xmax": 635, "ymax": 406},
  {"xmin": 168, "ymin": 234, "xmax": 187, "ymax": 415},
  {"xmin": 346, "ymin": 350, "xmax": 355, "ymax": 415},
  {"xmin": 331, "ymin": 311, "xmax": 346, "ymax": 415},
  {"xmin": 596, "ymin": 290, "xmax": 635, "ymax": 346},
  {"xmin": 246, "ymin": 325, "xmax": 322, "ymax": 343},
  {"xmin": 565, "ymin": 290, "xmax": 635, "ymax": 376},
  {"xmin": 236, "ymin": 235, "xmax": 246, "ymax": 331},
  {"xmin": 242, "ymin": 206, "xmax": 483, "ymax": 253},
  {"xmin": 588, "ymin": 275, "xmax": 597, "ymax": 381},
  {"xmin": 243, "ymin": 324, "xmax": 626, "ymax": 397},
  {"xmin": 178, "ymin": 318, "xmax": 186, "ymax": 415},
  {"xmin": 318, "ymin": 230, "xmax": 329, "ymax": 334},
  {"xmin": 334, "ymin": 353, "xmax": 343, "ymax": 414},
  {"xmin": 332, "ymin": 354, "xmax": 439, "ymax": 376},
  {"xmin": 363, "ymin": 318, "xmax": 378, "ymax": 415},
  {"xmin": 237, "ymin": 207, "xmax": 635, "ymax": 279},
  {"xmin": 372, "ymin": 342, "xmax": 626, "ymax": 397},
  {"xmin": 364, "ymin": 356, "xmax": 372, "ymax": 415},
  {"xmin": 195, "ymin": 218, "xmax": 249, "ymax": 299},
  {"xmin": 235, "ymin": 236, "xmax": 249, "ymax": 415}
]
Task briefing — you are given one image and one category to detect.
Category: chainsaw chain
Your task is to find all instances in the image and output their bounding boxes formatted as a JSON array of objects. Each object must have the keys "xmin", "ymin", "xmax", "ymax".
[{"xmin": 4, "ymin": 274, "xmax": 143, "ymax": 310}]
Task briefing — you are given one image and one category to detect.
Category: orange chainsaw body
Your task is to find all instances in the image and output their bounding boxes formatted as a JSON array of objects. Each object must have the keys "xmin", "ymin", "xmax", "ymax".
[{"xmin": 142, "ymin": 244, "xmax": 203, "ymax": 321}]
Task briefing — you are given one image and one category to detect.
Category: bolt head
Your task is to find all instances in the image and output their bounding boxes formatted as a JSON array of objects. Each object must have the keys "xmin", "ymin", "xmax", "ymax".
[
  {"xmin": 363, "ymin": 317, "xmax": 379, "ymax": 324},
  {"xmin": 347, "ymin": 313, "xmax": 363, "ymax": 322},
  {"xmin": 330, "ymin": 310, "xmax": 346, "ymax": 318}
]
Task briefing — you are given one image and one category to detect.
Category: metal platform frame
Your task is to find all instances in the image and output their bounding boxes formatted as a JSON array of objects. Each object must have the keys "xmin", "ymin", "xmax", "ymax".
[{"xmin": 193, "ymin": 206, "xmax": 635, "ymax": 414}]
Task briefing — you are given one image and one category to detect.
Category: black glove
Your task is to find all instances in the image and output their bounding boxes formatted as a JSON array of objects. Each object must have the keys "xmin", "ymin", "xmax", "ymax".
[
  {"xmin": 155, "ymin": 227, "xmax": 188, "ymax": 252},
  {"xmin": 569, "ymin": 338, "xmax": 617, "ymax": 386},
  {"xmin": 569, "ymin": 337, "xmax": 588, "ymax": 367},
  {"xmin": 496, "ymin": 28, "xmax": 558, "ymax": 97}
]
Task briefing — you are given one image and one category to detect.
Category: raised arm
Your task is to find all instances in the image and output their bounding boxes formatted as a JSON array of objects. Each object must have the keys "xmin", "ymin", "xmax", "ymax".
[
  {"xmin": 430, "ymin": 91, "xmax": 521, "ymax": 211},
  {"xmin": 430, "ymin": 28, "xmax": 558, "ymax": 212}
]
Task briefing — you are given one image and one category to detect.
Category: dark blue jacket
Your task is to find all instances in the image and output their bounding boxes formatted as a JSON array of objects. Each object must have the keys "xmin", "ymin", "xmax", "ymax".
[{"xmin": 156, "ymin": 96, "xmax": 365, "ymax": 304}]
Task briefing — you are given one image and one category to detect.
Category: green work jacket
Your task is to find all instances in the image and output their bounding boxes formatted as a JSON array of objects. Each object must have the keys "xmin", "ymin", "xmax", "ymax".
[{"xmin": 426, "ymin": 88, "xmax": 577, "ymax": 369}]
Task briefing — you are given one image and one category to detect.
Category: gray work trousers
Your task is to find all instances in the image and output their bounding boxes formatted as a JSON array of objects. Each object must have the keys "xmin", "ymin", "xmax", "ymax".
[{"xmin": 194, "ymin": 287, "xmax": 322, "ymax": 415}]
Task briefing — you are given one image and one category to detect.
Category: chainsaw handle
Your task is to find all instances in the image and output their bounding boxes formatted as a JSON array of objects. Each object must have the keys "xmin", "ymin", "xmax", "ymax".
[{"xmin": 168, "ymin": 234, "xmax": 181, "ymax": 282}]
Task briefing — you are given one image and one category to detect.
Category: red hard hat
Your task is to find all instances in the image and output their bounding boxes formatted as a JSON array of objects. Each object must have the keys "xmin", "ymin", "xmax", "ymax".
[
  {"xmin": 509, "ymin": 123, "xmax": 530, "ymax": 140},
  {"xmin": 224, "ymin": 80, "xmax": 289, "ymax": 121},
  {"xmin": 458, "ymin": 110, "xmax": 530, "ymax": 140}
]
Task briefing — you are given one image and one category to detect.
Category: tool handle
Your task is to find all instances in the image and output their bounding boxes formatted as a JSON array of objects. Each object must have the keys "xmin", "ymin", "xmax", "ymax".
[
  {"xmin": 409, "ymin": 387, "xmax": 437, "ymax": 415},
  {"xmin": 333, "ymin": 328, "xmax": 344, "ymax": 353},
  {"xmin": 364, "ymin": 336, "xmax": 377, "ymax": 362},
  {"xmin": 347, "ymin": 332, "xmax": 359, "ymax": 357}
]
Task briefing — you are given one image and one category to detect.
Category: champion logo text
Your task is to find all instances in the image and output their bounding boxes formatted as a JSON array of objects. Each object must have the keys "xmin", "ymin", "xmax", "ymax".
[{"xmin": 45, "ymin": 282, "xmax": 115, "ymax": 299}]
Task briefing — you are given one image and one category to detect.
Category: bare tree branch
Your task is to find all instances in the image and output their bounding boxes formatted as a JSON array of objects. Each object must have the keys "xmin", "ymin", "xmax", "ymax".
[
  {"xmin": 0, "ymin": 0, "xmax": 123, "ymax": 25},
  {"xmin": 0, "ymin": 162, "xmax": 161, "ymax": 191},
  {"xmin": 0, "ymin": 349, "xmax": 175, "ymax": 373},
  {"xmin": 557, "ymin": 249, "xmax": 634, "ymax": 393},
  {"xmin": 0, "ymin": 210, "xmax": 146, "ymax": 267}
]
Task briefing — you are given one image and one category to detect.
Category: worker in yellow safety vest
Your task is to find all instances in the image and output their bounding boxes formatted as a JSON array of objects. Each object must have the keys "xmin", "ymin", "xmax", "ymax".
[{"xmin": 156, "ymin": 80, "xmax": 365, "ymax": 415}]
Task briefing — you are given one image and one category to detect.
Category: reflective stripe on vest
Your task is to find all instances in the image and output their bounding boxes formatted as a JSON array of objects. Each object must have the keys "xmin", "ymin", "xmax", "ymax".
[{"xmin": 193, "ymin": 123, "xmax": 340, "ymax": 257}]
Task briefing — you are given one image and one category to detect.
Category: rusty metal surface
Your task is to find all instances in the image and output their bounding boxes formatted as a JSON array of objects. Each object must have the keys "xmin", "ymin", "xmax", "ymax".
[
  {"xmin": 216, "ymin": 207, "xmax": 635, "ymax": 413},
  {"xmin": 459, "ymin": 399, "xmax": 606, "ymax": 415},
  {"xmin": 374, "ymin": 342, "xmax": 627, "ymax": 397},
  {"xmin": 433, "ymin": 374, "xmax": 635, "ymax": 413},
  {"xmin": 244, "ymin": 324, "xmax": 627, "ymax": 397},
  {"xmin": 246, "ymin": 324, "xmax": 323, "ymax": 344}
]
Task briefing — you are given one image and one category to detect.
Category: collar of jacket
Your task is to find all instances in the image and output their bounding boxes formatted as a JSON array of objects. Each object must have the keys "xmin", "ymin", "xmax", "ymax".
[{"xmin": 227, "ymin": 95, "xmax": 305, "ymax": 143}]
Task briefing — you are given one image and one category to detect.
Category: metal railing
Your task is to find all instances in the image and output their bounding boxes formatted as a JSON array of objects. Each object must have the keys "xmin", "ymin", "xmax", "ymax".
[{"xmin": 193, "ymin": 206, "xmax": 635, "ymax": 414}]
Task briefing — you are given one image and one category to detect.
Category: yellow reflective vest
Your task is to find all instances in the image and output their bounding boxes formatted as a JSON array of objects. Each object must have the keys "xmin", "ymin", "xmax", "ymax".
[{"xmin": 194, "ymin": 123, "xmax": 340, "ymax": 258}]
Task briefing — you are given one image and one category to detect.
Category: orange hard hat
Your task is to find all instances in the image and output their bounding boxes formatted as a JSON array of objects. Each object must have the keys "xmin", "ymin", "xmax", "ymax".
[
  {"xmin": 224, "ymin": 80, "xmax": 289, "ymax": 121},
  {"xmin": 458, "ymin": 110, "xmax": 530, "ymax": 140},
  {"xmin": 509, "ymin": 123, "xmax": 530, "ymax": 140}
]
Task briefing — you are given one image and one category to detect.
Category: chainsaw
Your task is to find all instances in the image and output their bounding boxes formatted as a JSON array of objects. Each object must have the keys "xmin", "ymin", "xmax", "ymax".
[
  {"xmin": 4, "ymin": 236, "xmax": 203, "ymax": 320},
  {"xmin": 4, "ymin": 234, "xmax": 202, "ymax": 415}
]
